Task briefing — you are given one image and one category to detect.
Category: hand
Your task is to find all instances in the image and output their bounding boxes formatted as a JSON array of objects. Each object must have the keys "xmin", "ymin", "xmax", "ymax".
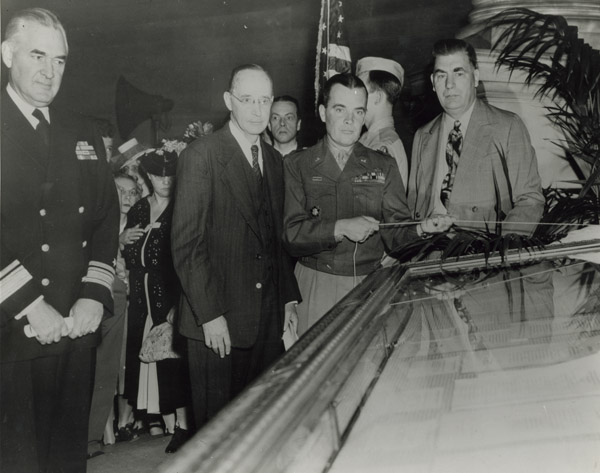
[
  {"xmin": 69, "ymin": 298, "xmax": 103, "ymax": 339},
  {"xmin": 419, "ymin": 214, "xmax": 455, "ymax": 235},
  {"xmin": 119, "ymin": 224, "xmax": 145, "ymax": 247},
  {"xmin": 25, "ymin": 300, "xmax": 69, "ymax": 345},
  {"xmin": 334, "ymin": 216, "xmax": 380, "ymax": 243},
  {"xmin": 166, "ymin": 307, "xmax": 176, "ymax": 324},
  {"xmin": 202, "ymin": 315, "xmax": 231, "ymax": 358},
  {"xmin": 283, "ymin": 302, "xmax": 298, "ymax": 335}
]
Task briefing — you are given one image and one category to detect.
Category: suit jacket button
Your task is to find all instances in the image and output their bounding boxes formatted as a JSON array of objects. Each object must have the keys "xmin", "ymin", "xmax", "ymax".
[
  {"xmin": 41, "ymin": 278, "xmax": 50, "ymax": 286},
  {"xmin": 82, "ymin": 241, "xmax": 87, "ymax": 248},
  {"xmin": 471, "ymin": 206, "xmax": 478, "ymax": 212},
  {"xmin": 41, "ymin": 244, "xmax": 50, "ymax": 252},
  {"xmin": 256, "ymin": 254, "xmax": 262, "ymax": 259},
  {"xmin": 256, "ymin": 282, "xmax": 262, "ymax": 289},
  {"xmin": 39, "ymin": 209, "xmax": 47, "ymax": 217},
  {"xmin": 79, "ymin": 206, "xmax": 85, "ymax": 214},
  {"xmin": 415, "ymin": 212, "xmax": 421, "ymax": 218}
]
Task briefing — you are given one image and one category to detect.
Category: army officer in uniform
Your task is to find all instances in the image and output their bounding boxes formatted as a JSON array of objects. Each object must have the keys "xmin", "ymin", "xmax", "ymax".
[{"xmin": 283, "ymin": 73, "xmax": 452, "ymax": 336}]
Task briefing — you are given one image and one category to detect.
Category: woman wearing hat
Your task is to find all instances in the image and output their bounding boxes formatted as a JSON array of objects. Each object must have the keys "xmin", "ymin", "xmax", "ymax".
[{"xmin": 121, "ymin": 148, "xmax": 191, "ymax": 453}]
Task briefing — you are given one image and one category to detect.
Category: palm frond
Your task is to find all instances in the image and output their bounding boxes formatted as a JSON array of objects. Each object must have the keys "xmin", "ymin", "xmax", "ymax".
[
  {"xmin": 390, "ymin": 225, "xmax": 544, "ymax": 265},
  {"xmin": 533, "ymin": 187, "xmax": 599, "ymax": 243},
  {"xmin": 487, "ymin": 8, "xmax": 600, "ymax": 198}
]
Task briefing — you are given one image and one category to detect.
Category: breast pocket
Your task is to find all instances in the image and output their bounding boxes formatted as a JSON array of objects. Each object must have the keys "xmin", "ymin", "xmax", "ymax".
[
  {"xmin": 305, "ymin": 182, "xmax": 336, "ymax": 219},
  {"xmin": 352, "ymin": 182, "xmax": 383, "ymax": 217}
]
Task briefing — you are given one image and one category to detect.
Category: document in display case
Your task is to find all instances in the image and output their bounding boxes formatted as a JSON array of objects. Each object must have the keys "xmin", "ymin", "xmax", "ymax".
[{"xmin": 160, "ymin": 240, "xmax": 600, "ymax": 473}]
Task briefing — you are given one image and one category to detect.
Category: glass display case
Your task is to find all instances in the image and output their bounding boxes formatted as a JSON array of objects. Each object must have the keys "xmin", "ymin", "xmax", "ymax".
[{"xmin": 159, "ymin": 240, "xmax": 600, "ymax": 473}]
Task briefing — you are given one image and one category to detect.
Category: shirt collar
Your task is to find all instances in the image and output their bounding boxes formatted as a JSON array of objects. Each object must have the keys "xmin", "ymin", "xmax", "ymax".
[
  {"xmin": 326, "ymin": 137, "xmax": 354, "ymax": 161},
  {"xmin": 443, "ymin": 100, "xmax": 475, "ymax": 132},
  {"xmin": 228, "ymin": 120, "xmax": 263, "ymax": 170},
  {"xmin": 6, "ymin": 84, "xmax": 50, "ymax": 128}
]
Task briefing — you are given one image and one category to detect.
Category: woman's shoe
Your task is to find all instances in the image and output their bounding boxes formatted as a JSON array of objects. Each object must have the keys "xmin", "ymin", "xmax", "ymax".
[
  {"xmin": 165, "ymin": 427, "xmax": 191, "ymax": 453},
  {"xmin": 115, "ymin": 423, "xmax": 136, "ymax": 442}
]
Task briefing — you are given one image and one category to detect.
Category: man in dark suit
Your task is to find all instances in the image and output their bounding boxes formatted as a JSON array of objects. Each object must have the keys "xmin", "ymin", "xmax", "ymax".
[
  {"xmin": 407, "ymin": 39, "xmax": 544, "ymax": 235},
  {"xmin": 0, "ymin": 8, "xmax": 119, "ymax": 472},
  {"xmin": 172, "ymin": 64, "xmax": 300, "ymax": 429}
]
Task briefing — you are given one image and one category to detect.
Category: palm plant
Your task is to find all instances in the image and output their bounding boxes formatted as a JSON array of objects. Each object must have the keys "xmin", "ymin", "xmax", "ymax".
[{"xmin": 488, "ymin": 8, "xmax": 600, "ymax": 198}]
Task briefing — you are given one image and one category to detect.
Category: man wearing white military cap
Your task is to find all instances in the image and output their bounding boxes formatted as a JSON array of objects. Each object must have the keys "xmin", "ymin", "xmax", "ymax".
[{"xmin": 356, "ymin": 56, "xmax": 409, "ymax": 185}]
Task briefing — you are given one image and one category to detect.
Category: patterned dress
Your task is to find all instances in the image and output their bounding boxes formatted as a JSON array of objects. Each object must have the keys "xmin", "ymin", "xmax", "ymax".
[{"xmin": 122, "ymin": 197, "xmax": 188, "ymax": 413}]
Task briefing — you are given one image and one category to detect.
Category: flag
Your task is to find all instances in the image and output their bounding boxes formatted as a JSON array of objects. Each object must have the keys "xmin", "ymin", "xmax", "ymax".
[{"xmin": 315, "ymin": 0, "xmax": 351, "ymax": 109}]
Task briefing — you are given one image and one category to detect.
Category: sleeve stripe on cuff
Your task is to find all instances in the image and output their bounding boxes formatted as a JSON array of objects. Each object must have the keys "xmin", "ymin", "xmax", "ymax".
[
  {"xmin": 81, "ymin": 261, "xmax": 115, "ymax": 292},
  {"xmin": 1, "ymin": 261, "xmax": 33, "ymax": 304}
]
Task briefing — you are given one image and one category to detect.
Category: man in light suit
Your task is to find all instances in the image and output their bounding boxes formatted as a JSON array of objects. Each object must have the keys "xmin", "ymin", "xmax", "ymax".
[
  {"xmin": 0, "ymin": 8, "xmax": 119, "ymax": 472},
  {"xmin": 407, "ymin": 39, "xmax": 544, "ymax": 235},
  {"xmin": 171, "ymin": 64, "xmax": 301, "ymax": 429}
]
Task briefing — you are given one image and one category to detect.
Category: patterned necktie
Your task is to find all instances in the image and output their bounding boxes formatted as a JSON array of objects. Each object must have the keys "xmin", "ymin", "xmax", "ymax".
[
  {"xmin": 32, "ymin": 108, "xmax": 50, "ymax": 148},
  {"xmin": 251, "ymin": 144, "xmax": 262, "ymax": 182},
  {"xmin": 440, "ymin": 120, "xmax": 462, "ymax": 207}
]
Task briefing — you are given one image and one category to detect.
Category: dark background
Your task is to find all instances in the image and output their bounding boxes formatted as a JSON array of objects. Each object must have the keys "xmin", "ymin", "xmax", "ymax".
[{"xmin": 1, "ymin": 0, "xmax": 473, "ymax": 149}]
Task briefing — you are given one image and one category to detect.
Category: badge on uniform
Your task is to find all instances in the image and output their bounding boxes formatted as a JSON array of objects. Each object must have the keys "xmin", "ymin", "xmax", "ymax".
[
  {"xmin": 76, "ymin": 141, "xmax": 98, "ymax": 160},
  {"xmin": 310, "ymin": 206, "xmax": 321, "ymax": 218},
  {"xmin": 352, "ymin": 168, "xmax": 385, "ymax": 184}
]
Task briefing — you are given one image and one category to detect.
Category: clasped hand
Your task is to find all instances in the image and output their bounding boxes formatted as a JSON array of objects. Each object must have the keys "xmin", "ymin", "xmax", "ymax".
[{"xmin": 25, "ymin": 298, "xmax": 103, "ymax": 345}]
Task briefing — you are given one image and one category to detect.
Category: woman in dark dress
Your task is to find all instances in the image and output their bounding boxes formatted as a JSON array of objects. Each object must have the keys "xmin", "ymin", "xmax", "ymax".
[{"xmin": 122, "ymin": 149, "xmax": 191, "ymax": 453}]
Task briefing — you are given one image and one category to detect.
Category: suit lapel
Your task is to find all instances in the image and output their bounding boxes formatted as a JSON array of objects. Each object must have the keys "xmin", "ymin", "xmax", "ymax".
[
  {"xmin": 1, "ymin": 90, "xmax": 47, "ymax": 168},
  {"xmin": 339, "ymin": 143, "xmax": 372, "ymax": 182},
  {"xmin": 308, "ymin": 140, "xmax": 343, "ymax": 182},
  {"xmin": 217, "ymin": 127, "xmax": 261, "ymax": 239},
  {"xmin": 415, "ymin": 115, "xmax": 443, "ymax": 213},
  {"xmin": 451, "ymin": 99, "xmax": 492, "ymax": 201}
]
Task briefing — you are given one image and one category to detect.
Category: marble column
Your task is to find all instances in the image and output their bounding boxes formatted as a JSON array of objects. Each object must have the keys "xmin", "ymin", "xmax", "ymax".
[{"xmin": 458, "ymin": 0, "xmax": 600, "ymax": 187}]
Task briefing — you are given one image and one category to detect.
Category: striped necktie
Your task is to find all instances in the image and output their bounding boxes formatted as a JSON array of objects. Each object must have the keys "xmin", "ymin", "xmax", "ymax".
[
  {"xmin": 251, "ymin": 144, "xmax": 262, "ymax": 182},
  {"xmin": 440, "ymin": 120, "xmax": 462, "ymax": 207}
]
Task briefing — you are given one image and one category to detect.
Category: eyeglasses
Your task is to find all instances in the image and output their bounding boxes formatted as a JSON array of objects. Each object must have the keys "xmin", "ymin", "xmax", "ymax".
[{"xmin": 230, "ymin": 93, "xmax": 273, "ymax": 107}]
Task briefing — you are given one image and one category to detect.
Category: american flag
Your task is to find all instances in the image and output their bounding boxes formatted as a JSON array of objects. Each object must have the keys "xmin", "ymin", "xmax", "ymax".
[{"xmin": 315, "ymin": 0, "xmax": 351, "ymax": 109}]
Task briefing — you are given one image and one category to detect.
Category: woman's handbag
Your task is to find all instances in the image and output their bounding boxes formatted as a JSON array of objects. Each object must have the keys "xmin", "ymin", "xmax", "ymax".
[{"xmin": 139, "ymin": 321, "xmax": 181, "ymax": 363}]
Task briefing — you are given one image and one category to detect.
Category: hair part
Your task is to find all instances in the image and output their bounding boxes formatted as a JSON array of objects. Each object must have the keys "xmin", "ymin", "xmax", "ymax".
[
  {"xmin": 4, "ymin": 8, "xmax": 68, "ymax": 53},
  {"xmin": 432, "ymin": 38, "xmax": 478, "ymax": 69},
  {"xmin": 364, "ymin": 70, "xmax": 402, "ymax": 105},
  {"xmin": 228, "ymin": 63, "xmax": 272, "ymax": 93},
  {"xmin": 322, "ymin": 73, "xmax": 367, "ymax": 107}
]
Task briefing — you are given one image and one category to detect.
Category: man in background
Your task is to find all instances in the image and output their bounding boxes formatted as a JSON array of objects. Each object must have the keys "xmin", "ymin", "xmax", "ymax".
[
  {"xmin": 1, "ymin": 8, "xmax": 119, "ymax": 472},
  {"xmin": 407, "ymin": 38, "xmax": 544, "ymax": 235},
  {"xmin": 357, "ymin": 56, "xmax": 409, "ymax": 184},
  {"xmin": 172, "ymin": 64, "xmax": 300, "ymax": 429},
  {"xmin": 268, "ymin": 95, "xmax": 302, "ymax": 156}
]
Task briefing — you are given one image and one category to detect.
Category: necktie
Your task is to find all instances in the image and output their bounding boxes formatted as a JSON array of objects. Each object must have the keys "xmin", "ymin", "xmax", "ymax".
[
  {"xmin": 251, "ymin": 144, "xmax": 262, "ymax": 182},
  {"xmin": 335, "ymin": 150, "xmax": 349, "ymax": 170},
  {"xmin": 440, "ymin": 120, "xmax": 462, "ymax": 207},
  {"xmin": 32, "ymin": 108, "xmax": 50, "ymax": 148}
]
